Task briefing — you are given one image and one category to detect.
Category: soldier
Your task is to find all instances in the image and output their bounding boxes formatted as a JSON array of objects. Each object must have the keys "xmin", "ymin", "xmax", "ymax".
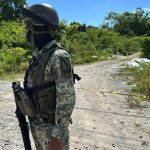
[{"xmin": 21, "ymin": 3, "xmax": 76, "ymax": 150}]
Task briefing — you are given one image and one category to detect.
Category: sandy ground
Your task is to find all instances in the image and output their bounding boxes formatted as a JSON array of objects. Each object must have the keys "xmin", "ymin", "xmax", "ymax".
[{"xmin": 0, "ymin": 57, "xmax": 150, "ymax": 150}]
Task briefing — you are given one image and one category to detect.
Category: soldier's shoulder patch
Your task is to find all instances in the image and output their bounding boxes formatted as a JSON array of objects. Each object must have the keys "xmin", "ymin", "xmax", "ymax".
[{"xmin": 59, "ymin": 57, "xmax": 72, "ymax": 78}]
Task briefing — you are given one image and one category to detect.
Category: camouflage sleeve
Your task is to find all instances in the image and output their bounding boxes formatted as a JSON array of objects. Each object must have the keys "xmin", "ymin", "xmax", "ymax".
[{"xmin": 50, "ymin": 50, "xmax": 76, "ymax": 139}]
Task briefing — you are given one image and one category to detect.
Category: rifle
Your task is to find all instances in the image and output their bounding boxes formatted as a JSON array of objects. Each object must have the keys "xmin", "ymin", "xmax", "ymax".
[{"xmin": 12, "ymin": 81, "xmax": 32, "ymax": 150}]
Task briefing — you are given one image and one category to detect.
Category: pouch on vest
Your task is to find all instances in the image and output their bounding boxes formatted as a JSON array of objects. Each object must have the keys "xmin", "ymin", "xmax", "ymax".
[
  {"xmin": 32, "ymin": 86, "xmax": 56, "ymax": 118},
  {"xmin": 14, "ymin": 86, "xmax": 36, "ymax": 117}
]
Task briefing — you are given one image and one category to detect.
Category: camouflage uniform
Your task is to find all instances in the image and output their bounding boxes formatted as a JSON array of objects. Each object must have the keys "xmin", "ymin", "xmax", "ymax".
[{"xmin": 25, "ymin": 40, "xmax": 76, "ymax": 150}]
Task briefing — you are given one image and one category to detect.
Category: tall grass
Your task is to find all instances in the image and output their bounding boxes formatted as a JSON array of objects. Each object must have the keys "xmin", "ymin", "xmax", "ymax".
[
  {"xmin": 131, "ymin": 63, "xmax": 150, "ymax": 96},
  {"xmin": 122, "ymin": 63, "xmax": 150, "ymax": 108}
]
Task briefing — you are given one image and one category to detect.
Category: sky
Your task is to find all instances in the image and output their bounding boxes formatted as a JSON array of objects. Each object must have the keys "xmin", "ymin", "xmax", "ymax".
[{"xmin": 27, "ymin": 0, "xmax": 150, "ymax": 27}]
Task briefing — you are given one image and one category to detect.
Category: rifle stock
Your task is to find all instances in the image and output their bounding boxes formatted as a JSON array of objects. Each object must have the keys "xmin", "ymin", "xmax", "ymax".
[{"xmin": 12, "ymin": 81, "xmax": 32, "ymax": 150}]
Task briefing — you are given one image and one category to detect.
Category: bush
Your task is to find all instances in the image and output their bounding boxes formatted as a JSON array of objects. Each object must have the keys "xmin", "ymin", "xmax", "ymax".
[
  {"xmin": 125, "ymin": 63, "xmax": 150, "ymax": 97},
  {"xmin": 133, "ymin": 63, "xmax": 150, "ymax": 96},
  {"xmin": 140, "ymin": 36, "xmax": 150, "ymax": 58},
  {"xmin": 0, "ymin": 21, "xmax": 26, "ymax": 47},
  {"xmin": 0, "ymin": 21, "xmax": 31, "ymax": 76},
  {"xmin": 0, "ymin": 47, "xmax": 28, "ymax": 74},
  {"xmin": 0, "ymin": 21, "xmax": 148, "ymax": 77},
  {"xmin": 121, "ymin": 62, "xmax": 150, "ymax": 108}
]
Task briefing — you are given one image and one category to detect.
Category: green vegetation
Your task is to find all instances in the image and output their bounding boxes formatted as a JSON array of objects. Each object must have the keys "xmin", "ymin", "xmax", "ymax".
[
  {"xmin": 0, "ymin": 0, "xmax": 26, "ymax": 21},
  {"xmin": 121, "ymin": 62, "xmax": 150, "ymax": 108},
  {"xmin": 0, "ymin": 21, "xmax": 146, "ymax": 76},
  {"xmin": 59, "ymin": 21, "xmax": 146, "ymax": 64},
  {"xmin": 127, "ymin": 63, "xmax": 150, "ymax": 97},
  {"xmin": 141, "ymin": 36, "xmax": 150, "ymax": 58},
  {"xmin": 103, "ymin": 8, "xmax": 150, "ymax": 36},
  {"xmin": 0, "ymin": 21, "xmax": 32, "ymax": 76}
]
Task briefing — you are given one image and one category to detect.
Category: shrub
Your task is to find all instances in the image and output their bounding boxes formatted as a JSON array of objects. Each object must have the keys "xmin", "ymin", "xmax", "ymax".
[
  {"xmin": 125, "ymin": 63, "xmax": 150, "ymax": 97},
  {"xmin": 133, "ymin": 63, "xmax": 150, "ymax": 96},
  {"xmin": 0, "ymin": 47, "xmax": 27, "ymax": 74},
  {"xmin": 140, "ymin": 36, "xmax": 150, "ymax": 58},
  {"xmin": 0, "ymin": 21, "xmax": 31, "ymax": 76},
  {"xmin": 0, "ymin": 21, "xmax": 148, "ymax": 77}
]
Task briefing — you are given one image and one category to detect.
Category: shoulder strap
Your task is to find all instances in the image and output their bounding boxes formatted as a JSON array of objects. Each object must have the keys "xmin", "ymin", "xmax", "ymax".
[{"xmin": 24, "ymin": 45, "xmax": 58, "ymax": 89}]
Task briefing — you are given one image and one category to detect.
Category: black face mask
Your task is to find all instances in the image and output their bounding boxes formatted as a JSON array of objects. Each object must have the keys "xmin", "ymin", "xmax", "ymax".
[
  {"xmin": 33, "ymin": 33, "xmax": 54, "ymax": 50},
  {"xmin": 25, "ymin": 21, "xmax": 54, "ymax": 49}
]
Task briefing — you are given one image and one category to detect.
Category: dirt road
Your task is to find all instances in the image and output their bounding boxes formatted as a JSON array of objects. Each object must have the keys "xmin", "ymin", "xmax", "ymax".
[{"xmin": 0, "ymin": 57, "xmax": 150, "ymax": 150}]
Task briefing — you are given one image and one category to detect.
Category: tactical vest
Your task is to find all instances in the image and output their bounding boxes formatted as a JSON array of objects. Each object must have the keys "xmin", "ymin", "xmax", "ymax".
[{"xmin": 24, "ymin": 45, "xmax": 59, "ymax": 121}]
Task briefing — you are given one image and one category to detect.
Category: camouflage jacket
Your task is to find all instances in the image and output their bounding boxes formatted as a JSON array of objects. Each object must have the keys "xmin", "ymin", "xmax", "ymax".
[{"xmin": 25, "ymin": 40, "xmax": 76, "ymax": 139}]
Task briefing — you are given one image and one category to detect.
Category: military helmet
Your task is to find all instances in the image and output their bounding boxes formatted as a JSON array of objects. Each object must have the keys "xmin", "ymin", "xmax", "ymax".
[{"xmin": 21, "ymin": 3, "xmax": 59, "ymax": 29}]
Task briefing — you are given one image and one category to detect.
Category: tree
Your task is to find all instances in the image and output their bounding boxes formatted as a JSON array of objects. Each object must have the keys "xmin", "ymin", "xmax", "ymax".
[
  {"xmin": 103, "ymin": 8, "xmax": 150, "ymax": 36},
  {"xmin": 78, "ymin": 23, "xmax": 87, "ymax": 32},
  {"xmin": 0, "ymin": 0, "xmax": 26, "ymax": 21}
]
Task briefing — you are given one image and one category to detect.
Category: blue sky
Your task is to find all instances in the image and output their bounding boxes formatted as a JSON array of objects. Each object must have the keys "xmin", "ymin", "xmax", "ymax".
[{"xmin": 27, "ymin": 0, "xmax": 150, "ymax": 27}]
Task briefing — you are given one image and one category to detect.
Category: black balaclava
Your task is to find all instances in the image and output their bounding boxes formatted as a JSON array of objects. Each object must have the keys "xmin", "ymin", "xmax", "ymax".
[
  {"xmin": 25, "ymin": 22, "xmax": 54, "ymax": 51},
  {"xmin": 33, "ymin": 33, "xmax": 54, "ymax": 51}
]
